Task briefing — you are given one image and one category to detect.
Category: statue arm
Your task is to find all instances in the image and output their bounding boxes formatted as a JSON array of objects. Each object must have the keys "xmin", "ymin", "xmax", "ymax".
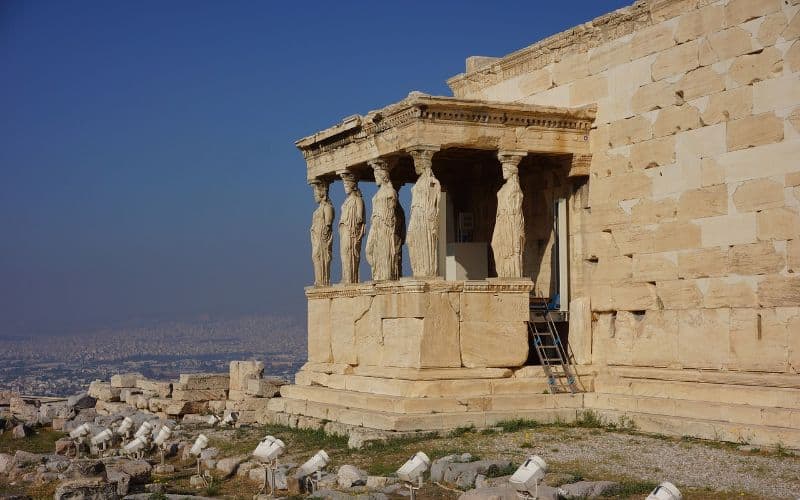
[{"xmin": 323, "ymin": 204, "xmax": 334, "ymax": 226}]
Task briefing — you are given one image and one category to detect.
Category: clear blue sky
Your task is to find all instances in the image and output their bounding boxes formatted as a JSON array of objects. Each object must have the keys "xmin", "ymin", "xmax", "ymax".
[{"xmin": 0, "ymin": 0, "xmax": 630, "ymax": 335}]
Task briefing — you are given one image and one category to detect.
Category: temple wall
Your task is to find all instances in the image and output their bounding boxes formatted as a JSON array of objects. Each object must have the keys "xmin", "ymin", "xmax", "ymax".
[
  {"xmin": 451, "ymin": 0, "xmax": 800, "ymax": 376},
  {"xmin": 306, "ymin": 280, "xmax": 531, "ymax": 370}
]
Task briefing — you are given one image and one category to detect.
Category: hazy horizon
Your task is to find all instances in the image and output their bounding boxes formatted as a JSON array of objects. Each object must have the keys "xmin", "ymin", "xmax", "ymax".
[{"xmin": 1, "ymin": 0, "xmax": 630, "ymax": 336}]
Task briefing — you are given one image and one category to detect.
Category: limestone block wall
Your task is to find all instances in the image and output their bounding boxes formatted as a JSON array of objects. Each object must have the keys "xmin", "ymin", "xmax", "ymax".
[
  {"xmin": 450, "ymin": 0, "xmax": 800, "ymax": 374},
  {"xmin": 306, "ymin": 280, "xmax": 532, "ymax": 370}
]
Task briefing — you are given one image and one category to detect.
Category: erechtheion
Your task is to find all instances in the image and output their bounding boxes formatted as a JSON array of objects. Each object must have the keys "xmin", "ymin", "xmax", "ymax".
[{"xmin": 272, "ymin": 0, "xmax": 800, "ymax": 449}]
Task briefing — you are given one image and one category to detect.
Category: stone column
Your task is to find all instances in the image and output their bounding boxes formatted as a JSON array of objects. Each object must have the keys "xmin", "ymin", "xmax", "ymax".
[
  {"xmin": 337, "ymin": 170, "xmax": 365, "ymax": 284},
  {"xmin": 407, "ymin": 146, "xmax": 441, "ymax": 278},
  {"xmin": 491, "ymin": 151, "xmax": 527, "ymax": 278},
  {"xmin": 365, "ymin": 158, "xmax": 399, "ymax": 281},
  {"xmin": 309, "ymin": 178, "xmax": 335, "ymax": 286}
]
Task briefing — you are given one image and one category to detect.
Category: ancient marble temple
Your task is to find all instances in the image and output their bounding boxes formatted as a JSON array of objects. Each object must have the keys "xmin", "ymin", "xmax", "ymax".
[{"xmin": 269, "ymin": 0, "xmax": 800, "ymax": 449}]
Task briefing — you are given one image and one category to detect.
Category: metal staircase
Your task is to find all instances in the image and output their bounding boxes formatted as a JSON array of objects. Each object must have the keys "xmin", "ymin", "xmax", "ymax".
[{"xmin": 528, "ymin": 297, "xmax": 582, "ymax": 394}]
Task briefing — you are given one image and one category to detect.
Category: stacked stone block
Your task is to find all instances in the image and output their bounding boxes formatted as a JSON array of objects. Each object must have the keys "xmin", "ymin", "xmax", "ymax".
[
  {"xmin": 442, "ymin": 0, "xmax": 800, "ymax": 447},
  {"xmin": 449, "ymin": 0, "xmax": 800, "ymax": 376}
]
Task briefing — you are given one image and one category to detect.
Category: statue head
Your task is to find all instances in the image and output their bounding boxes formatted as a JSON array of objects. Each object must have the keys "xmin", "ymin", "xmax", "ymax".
[
  {"xmin": 501, "ymin": 162, "xmax": 518, "ymax": 180},
  {"xmin": 498, "ymin": 152, "xmax": 525, "ymax": 181},
  {"xmin": 339, "ymin": 172, "xmax": 359, "ymax": 195},
  {"xmin": 369, "ymin": 158, "xmax": 392, "ymax": 188},
  {"xmin": 310, "ymin": 179, "xmax": 329, "ymax": 203}
]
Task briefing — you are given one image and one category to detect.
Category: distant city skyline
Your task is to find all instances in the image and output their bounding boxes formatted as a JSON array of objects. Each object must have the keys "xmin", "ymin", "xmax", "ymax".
[{"xmin": 0, "ymin": 0, "xmax": 630, "ymax": 335}]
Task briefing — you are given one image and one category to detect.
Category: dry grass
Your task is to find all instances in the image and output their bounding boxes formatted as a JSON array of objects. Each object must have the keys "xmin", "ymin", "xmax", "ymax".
[{"xmin": 2, "ymin": 421, "xmax": 796, "ymax": 499}]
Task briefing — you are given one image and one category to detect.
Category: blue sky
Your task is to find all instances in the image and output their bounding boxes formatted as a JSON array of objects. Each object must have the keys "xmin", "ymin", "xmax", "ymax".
[{"xmin": 0, "ymin": 0, "xmax": 630, "ymax": 334}]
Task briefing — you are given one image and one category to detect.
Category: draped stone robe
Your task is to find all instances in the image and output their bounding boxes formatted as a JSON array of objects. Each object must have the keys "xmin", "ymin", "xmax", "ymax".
[
  {"xmin": 339, "ymin": 192, "xmax": 365, "ymax": 284},
  {"xmin": 366, "ymin": 184, "xmax": 398, "ymax": 281},
  {"xmin": 491, "ymin": 175, "xmax": 525, "ymax": 278},
  {"xmin": 408, "ymin": 168, "xmax": 440, "ymax": 277},
  {"xmin": 310, "ymin": 199, "xmax": 334, "ymax": 286}
]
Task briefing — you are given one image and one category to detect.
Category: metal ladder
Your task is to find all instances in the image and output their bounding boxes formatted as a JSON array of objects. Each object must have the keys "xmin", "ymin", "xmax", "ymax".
[{"xmin": 528, "ymin": 297, "xmax": 582, "ymax": 394}]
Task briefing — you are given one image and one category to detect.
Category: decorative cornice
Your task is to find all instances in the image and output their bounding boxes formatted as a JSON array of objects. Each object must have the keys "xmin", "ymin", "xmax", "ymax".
[
  {"xmin": 304, "ymin": 278, "xmax": 534, "ymax": 298},
  {"xmin": 295, "ymin": 93, "xmax": 596, "ymax": 161},
  {"xmin": 569, "ymin": 154, "xmax": 593, "ymax": 178}
]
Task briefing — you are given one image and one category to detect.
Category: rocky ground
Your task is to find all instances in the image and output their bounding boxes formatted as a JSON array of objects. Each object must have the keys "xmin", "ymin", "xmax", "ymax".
[{"xmin": 1, "ymin": 401, "xmax": 798, "ymax": 499}]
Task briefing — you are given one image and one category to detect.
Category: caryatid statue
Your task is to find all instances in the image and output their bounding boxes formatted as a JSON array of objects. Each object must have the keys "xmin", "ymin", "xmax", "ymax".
[
  {"xmin": 338, "ymin": 171, "xmax": 365, "ymax": 284},
  {"xmin": 407, "ymin": 147, "xmax": 441, "ymax": 277},
  {"xmin": 309, "ymin": 178, "xmax": 334, "ymax": 286},
  {"xmin": 365, "ymin": 159, "xmax": 399, "ymax": 281},
  {"xmin": 491, "ymin": 151, "xmax": 526, "ymax": 278}
]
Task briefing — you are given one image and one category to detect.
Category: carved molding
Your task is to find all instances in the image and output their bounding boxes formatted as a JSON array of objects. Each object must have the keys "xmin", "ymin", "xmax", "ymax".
[
  {"xmin": 296, "ymin": 94, "xmax": 595, "ymax": 161},
  {"xmin": 304, "ymin": 278, "xmax": 532, "ymax": 298},
  {"xmin": 569, "ymin": 153, "xmax": 592, "ymax": 178},
  {"xmin": 407, "ymin": 146, "xmax": 439, "ymax": 174}
]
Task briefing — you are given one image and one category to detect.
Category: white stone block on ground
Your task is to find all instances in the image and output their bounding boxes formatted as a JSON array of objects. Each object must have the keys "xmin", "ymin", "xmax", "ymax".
[
  {"xmin": 178, "ymin": 373, "xmax": 230, "ymax": 391},
  {"xmin": 229, "ymin": 360, "xmax": 264, "ymax": 391},
  {"xmin": 110, "ymin": 372, "xmax": 143, "ymax": 388},
  {"xmin": 135, "ymin": 379, "xmax": 172, "ymax": 398},
  {"xmin": 87, "ymin": 381, "xmax": 120, "ymax": 402}
]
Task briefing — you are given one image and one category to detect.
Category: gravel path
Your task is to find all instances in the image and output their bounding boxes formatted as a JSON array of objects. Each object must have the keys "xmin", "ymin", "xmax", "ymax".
[{"xmin": 456, "ymin": 427, "xmax": 800, "ymax": 499}]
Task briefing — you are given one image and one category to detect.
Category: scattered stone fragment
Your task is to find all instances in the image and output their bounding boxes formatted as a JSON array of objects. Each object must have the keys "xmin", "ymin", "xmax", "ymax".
[
  {"xmin": 54, "ymin": 438, "xmax": 73, "ymax": 456},
  {"xmin": 126, "ymin": 495, "xmax": 218, "ymax": 500},
  {"xmin": 63, "ymin": 459, "xmax": 106, "ymax": 479},
  {"xmin": 365, "ymin": 475, "xmax": 397, "ymax": 488},
  {"xmin": 13, "ymin": 450, "xmax": 45, "ymax": 467},
  {"xmin": 178, "ymin": 373, "xmax": 230, "ymax": 391},
  {"xmin": 337, "ymin": 464, "xmax": 368, "ymax": 488},
  {"xmin": 0, "ymin": 452, "xmax": 14, "ymax": 474},
  {"xmin": 53, "ymin": 477, "xmax": 119, "ymax": 500},
  {"xmin": 67, "ymin": 392, "xmax": 96, "ymax": 410},
  {"xmin": 44, "ymin": 455, "xmax": 70, "ymax": 473},
  {"xmin": 458, "ymin": 485, "xmax": 561, "ymax": 500},
  {"xmin": 309, "ymin": 489, "xmax": 388, "ymax": 500},
  {"xmin": 560, "ymin": 480, "xmax": 619, "ymax": 498},
  {"xmin": 135, "ymin": 379, "xmax": 172, "ymax": 398},
  {"xmin": 144, "ymin": 482, "xmax": 166, "ymax": 494},
  {"xmin": 87, "ymin": 381, "xmax": 120, "ymax": 402},
  {"xmin": 245, "ymin": 378, "xmax": 282, "ymax": 398},
  {"xmin": 110, "ymin": 373, "xmax": 142, "ymax": 388},
  {"xmin": 37, "ymin": 402, "xmax": 72, "ymax": 426},
  {"xmin": 216, "ymin": 454, "xmax": 248, "ymax": 478},
  {"xmin": 116, "ymin": 459, "xmax": 152, "ymax": 484},
  {"xmin": 153, "ymin": 463, "xmax": 175, "ymax": 475},
  {"xmin": 105, "ymin": 468, "xmax": 131, "ymax": 496},
  {"xmin": 199, "ymin": 447, "xmax": 219, "ymax": 461},
  {"xmin": 189, "ymin": 474, "xmax": 206, "ymax": 488},
  {"xmin": 12, "ymin": 423, "xmax": 31, "ymax": 439},
  {"xmin": 9, "ymin": 397, "xmax": 39, "ymax": 425}
]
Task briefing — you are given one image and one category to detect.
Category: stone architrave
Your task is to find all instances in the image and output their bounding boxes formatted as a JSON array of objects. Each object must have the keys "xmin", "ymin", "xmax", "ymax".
[
  {"xmin": 310, "ymin": 178, "xmax": 335, "ymax": 286},
  {"xmin": 338, "ymin": 171, "xmax": 365, "ymax": 284},
  {"xmin": 407, "ymin": 147, "xmax": 441, "ymax": 277},
  {"xmin": 365, "ymin": 159, "xmax": 398, "ymax": 281},
  {"xmin": 491, "ymin": 151, "xmax": 526, "ymax": 278},
  {"xmin": 393, "ymin": 179, "xmax": 406, "ymax": 279}
]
